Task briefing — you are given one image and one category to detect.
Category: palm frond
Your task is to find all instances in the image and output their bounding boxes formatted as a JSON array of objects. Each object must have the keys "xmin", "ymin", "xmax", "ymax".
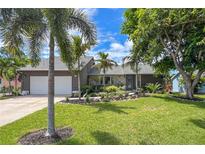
[{"xmin": 67, "ymin": 9, "xmax": 97, "ymax": 45}]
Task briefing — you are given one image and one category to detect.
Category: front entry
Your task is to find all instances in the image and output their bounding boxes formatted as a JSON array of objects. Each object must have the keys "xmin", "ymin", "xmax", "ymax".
[{"xmin": 126, "ymin": 75, "xmax": 136, "ymax": 90}]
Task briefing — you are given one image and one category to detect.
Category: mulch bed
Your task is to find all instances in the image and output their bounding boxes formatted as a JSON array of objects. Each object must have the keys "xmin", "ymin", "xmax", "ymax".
[
  {"xmin": 18, "ymin": 127, "xmax": 73, "ymax": 145},
  {"xmin": 169, "ymin": 95, "xmax": 205, "ymax": 102}
]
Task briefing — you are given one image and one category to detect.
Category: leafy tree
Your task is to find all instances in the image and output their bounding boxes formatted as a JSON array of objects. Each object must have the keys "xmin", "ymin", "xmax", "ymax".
[
  {"xmin": 96, "ymin": 52, "xmax": 117, "ymax": 87},
  {"xmin": 0, "ymin": 9, "xmax": 96, "ymax": 137},
  {"xmin": 0, "ymin": 48, "xmax": 29, "ymax": 94},
  {"xmin": 71, "ymin": 35, "xmax": 95, "ymax": 100},
  {"xmin": 122, "ymin": 9, "xmax": 205, "ymax": 99}
]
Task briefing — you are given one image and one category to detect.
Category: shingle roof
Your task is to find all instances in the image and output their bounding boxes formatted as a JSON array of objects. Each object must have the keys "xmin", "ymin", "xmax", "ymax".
[
  {"xmin": 88, "ymin": 63, "xmax": 154, "ymax": 75},
  {"xmin": 19, "ymin": 56, "xmax": 93, "ymax": 71}
]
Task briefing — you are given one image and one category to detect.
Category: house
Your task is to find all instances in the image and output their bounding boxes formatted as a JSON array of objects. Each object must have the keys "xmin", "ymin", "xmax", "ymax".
[
  {"xmin": 19, "ymin": 56, "xmax": 163, "ymax": 95},
  {"xmin": 88, "ymin": 63, "xmax": 163, "ymax": 90},
  {"xmin": 0, "ymin": 76, "xmax": 21, "ymax": 91}
]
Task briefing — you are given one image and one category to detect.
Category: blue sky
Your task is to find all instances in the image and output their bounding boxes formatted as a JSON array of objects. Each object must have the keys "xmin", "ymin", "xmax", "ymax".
[{"xmin": 83, "ymin": 8, "xmax": 132, "ymax": 64}]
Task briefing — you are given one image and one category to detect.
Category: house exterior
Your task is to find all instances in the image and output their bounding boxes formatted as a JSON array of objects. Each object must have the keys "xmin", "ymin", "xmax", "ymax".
[
  {"xmin": 19, "ymin": 56, "xmax": 163, "ymax": 95},
  {"xmin": 0, "ymin": 76, "xmax": 21, "ymax": 91},
  {"xmin": 88, "ymin": 63, "xmax": 163, "ymax": 90}
]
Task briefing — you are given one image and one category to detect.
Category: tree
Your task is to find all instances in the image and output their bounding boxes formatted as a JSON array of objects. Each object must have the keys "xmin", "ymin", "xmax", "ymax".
[
  {"xmin": 0, "ymin": 48, "xmax": 29, "ymax": 94},
  {"xmin": 71, "ymin": 35, "xmax": 95, "ymax": 100},
  {"xmin": 0, "ymin": 9, "xmax": 96, "ymax": 137},
  {"xmin": 122, "ymin": 55, "xmax": 140, "ymax": 90},
  {"xmin": 96, "ymin": 52, "xmax": 117, "ymax": 87},
  {"xmin": 122, "ymin": 9, "xmax": 205, "ymax": 99}
]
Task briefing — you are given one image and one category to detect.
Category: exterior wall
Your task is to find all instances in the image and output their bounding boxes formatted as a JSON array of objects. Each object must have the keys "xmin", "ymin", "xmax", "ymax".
[
  {"xmin": 0, "ymin": 76, "xmax": 21, "ymax": 89},
  {"xmin": 88, "ymin": 75, "xmax": 126, "ymax": 87},
  {"xmin": 139, "ymin": 74, "xmax": 163, "ymax": 87},
  {"xmin": 80, "ymin": 58, "xmax": 94, "ymax": 86},
  {"xmin": 21, "ymin": 71, "xmax": 78, "ymax": 92}
]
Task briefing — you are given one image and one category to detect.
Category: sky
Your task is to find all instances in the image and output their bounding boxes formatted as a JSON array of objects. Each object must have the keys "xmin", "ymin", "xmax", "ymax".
[{"xmin": 83, "ymin": 8, "xmax": 132, "ymax": 64}]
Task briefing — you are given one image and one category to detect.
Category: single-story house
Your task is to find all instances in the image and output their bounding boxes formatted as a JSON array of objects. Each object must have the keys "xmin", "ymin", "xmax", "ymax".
[{"xmin": 19, "ymin": 56, "xmax": 163, "ymax": 95}]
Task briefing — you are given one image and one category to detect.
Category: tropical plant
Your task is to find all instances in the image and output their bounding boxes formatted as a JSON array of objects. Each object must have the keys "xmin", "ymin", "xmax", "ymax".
[
  {"xmin": 145, "ymin": 83, "xmax": 161, "ymax": 93},
  {"xmin": 0, "ymin": 49, "xmax": 29, "ymax": 94},
  {"xmin": 71, "ymin": 35, "xmax": 95, "ymax": 100},
  {"xmin": 96, "ymin": 52, "xmax": 117, "ymax": 86},
  {"xmin": 103, "ymin": 85, "xmax": 119, "ymax": 93},
  {"xmin": 122, "ymin": 9, "xmax": 205, "ymax": 99},
  {"xmin": 0, "ymin": 8, "xmax": 96, "ymax": 137}
]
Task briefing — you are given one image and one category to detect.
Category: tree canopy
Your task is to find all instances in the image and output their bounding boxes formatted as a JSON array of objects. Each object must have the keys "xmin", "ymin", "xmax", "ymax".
[{"xmin": 122, "ymin": 9, "xmax": 205, "ymax": 99}]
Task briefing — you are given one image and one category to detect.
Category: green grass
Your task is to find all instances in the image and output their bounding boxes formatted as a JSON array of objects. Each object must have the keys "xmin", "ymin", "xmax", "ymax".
[{"xmin": 0, "ymin": 94, "xmax": 205, "ymax": 144}]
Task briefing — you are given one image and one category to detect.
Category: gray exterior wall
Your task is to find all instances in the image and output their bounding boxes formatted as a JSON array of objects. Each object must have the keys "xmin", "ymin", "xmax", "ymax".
[
  {"xmin": 80, "ymin": 58, "xmax": 94, "ymax": 86},
  {"xmin": 21, "ymin": 71, "xmax": 78, "ymax": 92}
]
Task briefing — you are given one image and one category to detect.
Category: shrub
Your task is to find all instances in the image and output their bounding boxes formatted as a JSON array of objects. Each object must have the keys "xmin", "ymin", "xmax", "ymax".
[
  {"xmin": 103, "ymin": 85, "xmax": 119, "ymax": 93},
  {"xmin": 85, "ymin": 95, "xmax": 91, "ymax": 103},
  {"xmin": 145, "ymin": 83, "xmax": 161, "ymax": 93},
  {"xmin": 81, "ymin": 85, "xmax": 94, "ymax": 96},
  {"xmin": 12, "ymin": 87, "xmax": 21, "ymax": 96}
]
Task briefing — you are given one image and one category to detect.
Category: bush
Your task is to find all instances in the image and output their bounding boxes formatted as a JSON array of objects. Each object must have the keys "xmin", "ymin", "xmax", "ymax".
[
  {"xmin": 145, "ymin": 83, "xmax": 161, "ymax": 93},
  {"xmin": 103, "ymin": 85, "xmax": 119, "ymax": 93},
  {"xmin": 81, "ymin": 85, "xmax": 94, "ymax": 96},
  {"xmin": 12, "ymin": 87, "xmax": 21, "ymax": 96}
]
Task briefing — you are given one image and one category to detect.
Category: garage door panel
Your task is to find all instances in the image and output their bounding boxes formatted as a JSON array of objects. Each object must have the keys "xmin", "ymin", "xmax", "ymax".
[{"xmin": 30, "ymin": 76, "xmax": 72, "ymax": 95}]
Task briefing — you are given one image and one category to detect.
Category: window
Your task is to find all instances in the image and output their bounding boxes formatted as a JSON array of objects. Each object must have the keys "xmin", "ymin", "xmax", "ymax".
[{"xmin": 0, "ymin": 78, "xmax": 1, "ymax": 84}]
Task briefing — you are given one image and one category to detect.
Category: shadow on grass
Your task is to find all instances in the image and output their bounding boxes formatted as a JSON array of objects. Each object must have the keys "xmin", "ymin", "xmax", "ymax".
[
  {"xmin": 91, "ymin": 130, "xmax": 121, "ymax": 145},
  {"xmin": 151, "ymin": 95, "xmax": 205, "ymax": 109},
  {"xmin": 87, "ymin": 103, "xmax": 136, "ymax": 114},
  {"xmin": 190, "ymin": 119, "xmax": 205, "ymax": 129}
]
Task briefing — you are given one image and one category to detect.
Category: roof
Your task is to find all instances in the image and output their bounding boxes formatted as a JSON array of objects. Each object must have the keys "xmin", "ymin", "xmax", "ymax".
[
  {"xmin": 88, "ymin": 63, "xmax": 154, "ymax": 75},
  {"xmin": 19, "ymin": 56, "xmax": 93, "ymax": 71}
]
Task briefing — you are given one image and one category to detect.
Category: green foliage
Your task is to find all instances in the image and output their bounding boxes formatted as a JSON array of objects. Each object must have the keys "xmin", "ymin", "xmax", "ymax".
[
  {"xmin": 103, "ymin": 85, "xmax": 119, "ymax": 93},
  {"xmin": 122, "ymin": 9, "xmax": 205, "ymax": 98},
  {"xmin": 85, "ymin": 95, "xmax": 91, "ymax": 103},
  {"xmin": 96, "ymin": 52, "xmax": 117, "ymax": 74},
  {"xmin": 81, "ymin": 85, "xmax": 94, "ymax": 96},
  {"xmin": 145, "ymin": 83, "xmax": 161, "ymax": 93}
]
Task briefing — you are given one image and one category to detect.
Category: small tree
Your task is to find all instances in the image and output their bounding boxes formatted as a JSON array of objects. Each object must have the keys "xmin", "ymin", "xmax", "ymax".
[
  {"xmin": 71, "ymin": 35, "xmax": 95, "ymax": 100},
  {"xmin": 0, "ymin": 52, "xmax": 29, "ymax": 94},
  {"xmin": 96, "ymin": 52, "xmax": 117, "ymax": 87}
]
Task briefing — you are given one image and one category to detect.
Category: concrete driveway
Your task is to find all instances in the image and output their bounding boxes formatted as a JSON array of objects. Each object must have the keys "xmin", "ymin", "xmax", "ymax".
[{"xmin": 0, "ymin": 95, "xmax": 65, "ymax": 127}]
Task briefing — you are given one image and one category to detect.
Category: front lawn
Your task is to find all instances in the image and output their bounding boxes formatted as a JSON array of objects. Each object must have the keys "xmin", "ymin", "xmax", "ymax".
[{"xmin": 0, "ymin": 95, "xmax": 205, "ymax": 144}]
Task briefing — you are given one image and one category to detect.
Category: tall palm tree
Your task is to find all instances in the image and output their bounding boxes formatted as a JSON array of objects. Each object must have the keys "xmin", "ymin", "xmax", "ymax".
[
  {"xmin": 0, "ymin": 8, "xmax": 96, "ymax": 137},
  {"xmin": 96, "ymin": 52, "xmax": 117, "ymax": 87},
  {"xmin": 71, "ymin": 35, "xmax": 95, "ymax": 100},
  {"xmin": 122, "ymin": 55, "xmax": 140, "ymax": 90}
]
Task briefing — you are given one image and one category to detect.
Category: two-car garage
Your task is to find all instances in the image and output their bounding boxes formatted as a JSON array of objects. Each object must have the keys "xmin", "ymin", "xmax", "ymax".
[{"xmin": 30, "ymin": 76, "xmax": 72, "ymax": 95}]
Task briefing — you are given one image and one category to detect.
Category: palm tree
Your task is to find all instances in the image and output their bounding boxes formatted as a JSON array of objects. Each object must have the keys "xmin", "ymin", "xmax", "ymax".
[
  {"xmin": 96, "ymin": 52, "xmax": 117, "ymax": 87},
  {"xmin": 71, "ymin": 35, "xmax": 95, "ymax": 100},
  {"xmin": 122, "ymin": 55, "xmax": 140, "ymax": 90},
  {"xmin": 0, "ymin": 8, "xmax": 96, "ymax": 137}
]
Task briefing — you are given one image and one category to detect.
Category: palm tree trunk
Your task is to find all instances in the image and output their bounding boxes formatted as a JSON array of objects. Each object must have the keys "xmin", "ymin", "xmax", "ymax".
[
  {"xmin": 46, "ymin": 33, "xmax": 56, "ymax": 137},
  {"xmin": 77, "ymin": 59, "xmax": 81, "ymax": 100},
  {"xmin": 103, "ymin": 68, "xmax": 105, "ymax": 87},
  {"xmin": 8, "ymin": 80, "xmax": 12, "ymax": 95}
]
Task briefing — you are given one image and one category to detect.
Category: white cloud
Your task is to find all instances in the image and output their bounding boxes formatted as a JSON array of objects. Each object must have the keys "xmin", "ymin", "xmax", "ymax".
[
  {"xmin": 87, "ymin": 39, "xmax": 133, "ymax": 64},
  {"xmin": 82, "ymin": 8, "xmax": 98, "ymax": 19}
]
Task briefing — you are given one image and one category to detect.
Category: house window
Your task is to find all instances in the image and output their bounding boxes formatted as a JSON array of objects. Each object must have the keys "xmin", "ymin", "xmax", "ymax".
[
  {"xmin": 0, "ymin": 78, "xmax": 1, "ymax": 84},
  {"xmin": 99, "ymin": 76, "xmax": 113, "ymax": 85}
]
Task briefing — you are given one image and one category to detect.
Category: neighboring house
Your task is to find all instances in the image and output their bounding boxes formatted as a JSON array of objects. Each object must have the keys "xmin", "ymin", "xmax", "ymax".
[
  {"xmin": 88, "ymin": 63, "xmax": 163, "ymax": 90},
  {"xmin": 19, "ymin": 56, "xmax": 163, "ymax": 95},
  {"xmin": 0, "ymin": 76, "xmax": 21, "ymax": 91}
]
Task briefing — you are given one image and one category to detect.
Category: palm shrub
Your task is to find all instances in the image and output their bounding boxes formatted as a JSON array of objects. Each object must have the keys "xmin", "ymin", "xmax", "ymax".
[{"xmin": 145, "ymin": 83, "xmax": 161, "ymax": 93}]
